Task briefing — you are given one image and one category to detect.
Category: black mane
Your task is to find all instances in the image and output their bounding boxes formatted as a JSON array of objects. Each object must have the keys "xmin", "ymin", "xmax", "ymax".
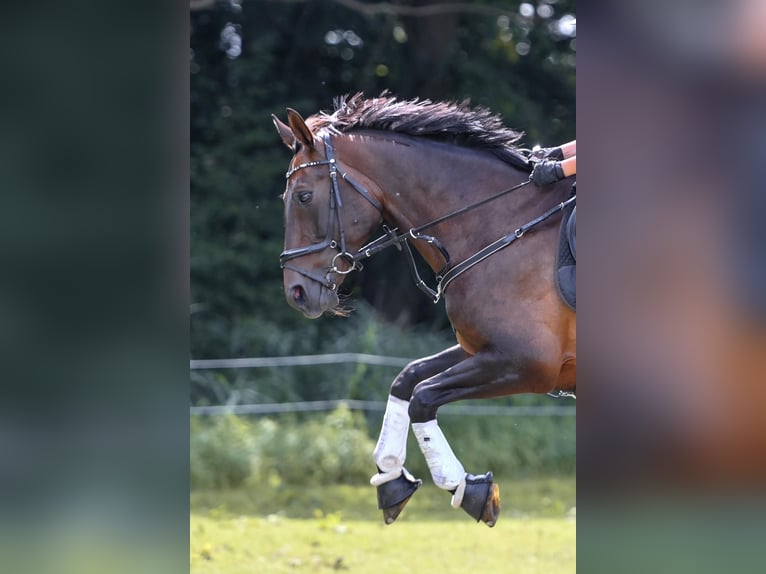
[{"xmin": 308, "ymin": 93, "xmax": 531, "ymax": 170}]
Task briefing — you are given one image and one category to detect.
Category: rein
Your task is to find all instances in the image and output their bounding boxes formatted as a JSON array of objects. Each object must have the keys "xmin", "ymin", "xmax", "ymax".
[{"xmin": 280, "ymin": 135, "xmax": 575, "ymax": 303}]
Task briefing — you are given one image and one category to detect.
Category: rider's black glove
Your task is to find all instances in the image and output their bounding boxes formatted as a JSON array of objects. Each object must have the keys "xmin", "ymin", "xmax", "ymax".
[
  {"xmin": 531, "ymin": 159, "xmax": 565, "ymax": 186},
  {"xmin": 529, "ymin": 146, "xmax": 564, "ymax": 162}
]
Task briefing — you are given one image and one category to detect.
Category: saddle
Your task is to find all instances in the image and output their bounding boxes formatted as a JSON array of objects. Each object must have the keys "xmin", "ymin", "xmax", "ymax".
[{"xmin": 556, "ymin": 184, "xmax": 576, "ymax": 311}]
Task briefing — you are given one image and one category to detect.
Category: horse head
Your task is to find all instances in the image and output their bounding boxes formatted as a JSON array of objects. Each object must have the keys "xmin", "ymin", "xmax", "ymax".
[{"xmin": 272, "ymin": 108, "xmax": 383, "ymax": 318}]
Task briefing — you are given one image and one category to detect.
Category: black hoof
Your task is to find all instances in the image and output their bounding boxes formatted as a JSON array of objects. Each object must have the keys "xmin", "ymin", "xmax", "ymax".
[
  {"xmin": 460, "ymin": 471, "xmax": 501, "ymax": 527},
  {"xmin": 376, "ymin": 469, "xmax": 422, "ymax": 525}
]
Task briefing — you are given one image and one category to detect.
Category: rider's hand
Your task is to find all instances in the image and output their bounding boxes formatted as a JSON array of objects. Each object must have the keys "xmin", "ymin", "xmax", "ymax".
[
  {"xmin": 529, "ymin": 146, "xmax": 564, "ymax": 162},
  {"xmin": 531, "ymin": 159, "xmax": 565, "ymax": 186}
]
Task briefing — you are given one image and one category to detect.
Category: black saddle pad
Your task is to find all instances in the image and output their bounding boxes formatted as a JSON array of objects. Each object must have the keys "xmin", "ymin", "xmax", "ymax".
[{"xmin": 556, "ymin": 199, "xmax": 576, "ymax": 311}]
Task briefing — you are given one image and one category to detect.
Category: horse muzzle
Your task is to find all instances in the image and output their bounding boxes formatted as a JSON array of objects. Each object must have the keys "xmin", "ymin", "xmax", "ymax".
[{"xmin": 284, "ymin": 274, "xmax": 339, "ymax": 319}]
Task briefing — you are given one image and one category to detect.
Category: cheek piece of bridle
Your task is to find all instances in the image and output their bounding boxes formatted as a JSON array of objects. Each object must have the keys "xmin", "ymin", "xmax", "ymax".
[
  {"xmin": 280, "ymin": 135, "xmax": 575, "ymax": 303},
  {"xmin": 279, "ymin": 136, "xmax": 383, "ymax": 292}
]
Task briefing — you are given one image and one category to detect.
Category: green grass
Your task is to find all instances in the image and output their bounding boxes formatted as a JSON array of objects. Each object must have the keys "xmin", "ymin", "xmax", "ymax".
[
  {"xmin": 191, "ymin": 514, "xmax": 575, "ymax": 574},
  {"xmin": 191, "ymin": 478, "xmax": 575, "ymax": 573}
]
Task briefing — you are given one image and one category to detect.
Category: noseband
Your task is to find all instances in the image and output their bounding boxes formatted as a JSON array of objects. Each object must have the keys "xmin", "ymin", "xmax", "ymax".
[{"xmin": 279, "ymin": 136, "xmax": 382, "ymax": 291}]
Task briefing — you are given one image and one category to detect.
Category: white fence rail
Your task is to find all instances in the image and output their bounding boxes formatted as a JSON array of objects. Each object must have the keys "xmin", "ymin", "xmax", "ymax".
[
  {"xmin": 190, "ymin": 399, "xmax": 575, "ymax": 417},
  {"xmin": 190, "ymin": 353, "xmax": 412, "ymax": 370},
  {"xmin": 190, "ymin": 354, "xmax": 576, "ymax": 417}
]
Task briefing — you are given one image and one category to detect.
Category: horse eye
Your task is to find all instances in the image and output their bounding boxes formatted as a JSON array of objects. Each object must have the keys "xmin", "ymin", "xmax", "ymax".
[{"xmin": 294, "ymin": 190, "xmax": 313, "ymax": 205}]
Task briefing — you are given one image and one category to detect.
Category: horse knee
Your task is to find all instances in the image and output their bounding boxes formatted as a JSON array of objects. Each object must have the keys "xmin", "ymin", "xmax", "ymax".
[
  {"xmin": 408, "ymin": 383, "xmax": 438, "ymax": 423},
  {"xmin": 390, "ymin": 360, "xmax": 427, "ymax": 401}
]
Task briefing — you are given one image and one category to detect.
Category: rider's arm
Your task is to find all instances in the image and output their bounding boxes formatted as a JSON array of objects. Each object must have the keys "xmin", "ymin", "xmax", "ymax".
[
  {"xmin": 560, "ymin": 140, "xmax": 576, "ymax": 160},
  {"xmin": 561, "ymin": 156, "xmax": 576, "ymax": 177}
]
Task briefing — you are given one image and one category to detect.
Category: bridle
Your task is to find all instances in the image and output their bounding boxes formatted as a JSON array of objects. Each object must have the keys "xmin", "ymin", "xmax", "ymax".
[
  {"xmin": 280, "ymin": 135, "xmax": 575, "ymax": 303},
  {"xmin": 279, "ymin": 136, "xmax": 383, "ymax": 291}
]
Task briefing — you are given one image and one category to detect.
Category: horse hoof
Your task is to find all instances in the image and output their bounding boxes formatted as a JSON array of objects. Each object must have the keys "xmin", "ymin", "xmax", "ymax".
[
  {"xmin": 375, "ymin": 468, "xmax": 422, "ymax": 525},
  {"xmin": 382, "ymin": 497, "xmax": 413, "ymax": 525},
  {"xmin": 481, "ymin": 482, "xmax": 501, "ymax": 527},
  {"xmin": 459, "ymin": 471, "xmax": 501, "ymax": 527}
]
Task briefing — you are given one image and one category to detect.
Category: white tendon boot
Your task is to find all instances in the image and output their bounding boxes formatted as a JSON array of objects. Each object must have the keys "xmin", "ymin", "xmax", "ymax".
[
  {"xmin": 370, "ymin": 395, "xmax": 411, "ymax": 486},
  {"xmin": 413, "ymin": 421, "xmax": 499, "ymax": 526},
  {"xmin": 412, "ymin": 419, "xmax": 465, "ymax": 496},
  {"xmin": 371, "ymin": 396, "xmax": 422, "ymax": 524}
]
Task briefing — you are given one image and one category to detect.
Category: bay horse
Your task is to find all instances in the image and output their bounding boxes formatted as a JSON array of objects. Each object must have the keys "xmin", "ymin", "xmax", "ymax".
[{"xmin": 272, "ymin": 94, "xmax": 576, "ymax": 527}]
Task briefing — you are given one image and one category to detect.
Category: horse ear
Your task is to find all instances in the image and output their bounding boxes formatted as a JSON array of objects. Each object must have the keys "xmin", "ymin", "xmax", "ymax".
[
  {"xmin": 272, "ymin": 114, "xmax": 297, "ymax": 151},
  {"xmin": 286, "ymin": 108, "xmax": 315, "ymax": 150}
]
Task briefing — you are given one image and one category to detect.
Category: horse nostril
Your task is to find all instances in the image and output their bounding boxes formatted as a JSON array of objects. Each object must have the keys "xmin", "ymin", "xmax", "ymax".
[{"xmin": 292, "ymin": 285, "xmax": 305, "ymax": 305}]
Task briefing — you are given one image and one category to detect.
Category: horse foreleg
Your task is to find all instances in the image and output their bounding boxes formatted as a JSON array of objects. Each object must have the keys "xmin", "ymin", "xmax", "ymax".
[
  {"xmin": 411, "ymin": 415, "xmax": 500, "ymax": 526},
  {"xmin": 372, "ymin": 344, "xmax": 468, "ymax": 473},
  {"xmin": 370, "ymin": 393, "xmax": 422, "ymax": 525},
  {"xmin": 409, "ymin": 349, "xmax": 555, "ymax": 526},
  {"xmin": 370, "ymin": 345, "xmax": 468, "ymax": 524}
]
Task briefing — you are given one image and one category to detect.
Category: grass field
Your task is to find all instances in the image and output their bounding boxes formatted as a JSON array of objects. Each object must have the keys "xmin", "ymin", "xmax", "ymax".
[{"xmin": 191, "ymin": 477, "xmax": 575, "ymax": 573}]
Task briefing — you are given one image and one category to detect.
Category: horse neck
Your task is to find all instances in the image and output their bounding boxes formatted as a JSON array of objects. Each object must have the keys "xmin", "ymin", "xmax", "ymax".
[{"xmin": 334, "ymin": 131, "xmax": 535, "ymax": 271}]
